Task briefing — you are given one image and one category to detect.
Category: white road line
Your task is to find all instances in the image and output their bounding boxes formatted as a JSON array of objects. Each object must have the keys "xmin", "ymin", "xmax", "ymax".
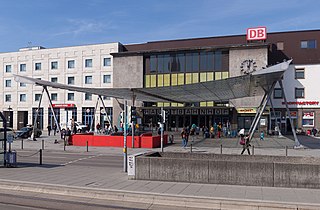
[{"xmin": 60, "ymin": 154, "xmax": 103, "ymax": 166}]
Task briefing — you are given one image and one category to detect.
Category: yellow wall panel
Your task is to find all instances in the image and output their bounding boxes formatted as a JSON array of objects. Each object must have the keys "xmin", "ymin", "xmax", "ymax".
[
  {"xmin": 163, "ymin": 74, "xmax": 170, "ymax": 86},
  {"xmin": 178, "ymin": 73, "xmax": 184, "ymax": 85},
  {"xmin": 200, "ymin": 73, "xmax": 206, "ymax": 82},
  {"xmin": 215, "ymin": 72, "xmax": 222, "ymax": 80},
  {"xmin": 222, "ymin": 72, "xmax": 229, "ymax": 79},
  {"xmin": 185, "ymin": 73, "xmax": 192, "ymax": 84},
  {"xmin": 150, "ymin": 75, "xmax": 157, "ymax": 87},
  {"xmin": 157, "ymin": 74, "xmax": 163, "ymax": 87},
  {"xmin": 145, "ymin": 75, "xmax": 150, "ymax": 88},
  {"xmin": 207, "ymin": 72, "xmax": 214, "ymax": 81},
  {"xmin": 192, "ymin": 73, "xmax": 199, "ymax": 83},
  {"xmin": 171, "ymin": 74, "xmax": 178, "ymax": 86}
]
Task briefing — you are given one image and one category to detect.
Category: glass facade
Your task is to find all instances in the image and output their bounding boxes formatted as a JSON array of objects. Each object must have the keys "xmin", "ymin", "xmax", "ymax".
[{"xmin": 144, "ymin": 50, "xmax": 229, "ymax": 108}]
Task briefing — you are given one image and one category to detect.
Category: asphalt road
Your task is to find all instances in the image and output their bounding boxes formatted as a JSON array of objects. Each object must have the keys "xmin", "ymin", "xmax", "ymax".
[{"xmin": 15, "ymin": 150, "xmax": 124, "ymax": 169}]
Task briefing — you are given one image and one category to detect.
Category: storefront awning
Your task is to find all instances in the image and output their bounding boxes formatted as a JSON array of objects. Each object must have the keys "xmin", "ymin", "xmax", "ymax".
[{"xmin": 14, "ymin": 60, "xmax": 291, "ymax": 103}]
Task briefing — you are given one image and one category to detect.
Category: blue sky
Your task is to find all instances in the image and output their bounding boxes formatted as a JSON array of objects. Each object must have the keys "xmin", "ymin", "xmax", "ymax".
[{"xmin": 0, "ymin": 0, "xmax": 319, "ymax": 52}]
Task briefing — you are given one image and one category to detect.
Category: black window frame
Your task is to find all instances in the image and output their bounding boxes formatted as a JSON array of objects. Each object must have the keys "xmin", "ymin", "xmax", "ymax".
[
  {"xmin": 295, "ymin": 68, "xmax": 305, "ymax": 79},
  {"xmin": 295, "ymin": 88, "xmax": 305, "ymax": 99},
  {"xmin": 273, "ymin": 88, "xmax": 283, "ymax": 99}
]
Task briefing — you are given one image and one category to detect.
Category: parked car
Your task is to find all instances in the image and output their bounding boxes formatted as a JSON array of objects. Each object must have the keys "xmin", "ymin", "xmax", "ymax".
[
  {"xmin": 61, "ymin": 121, "xmax": 87, "ymax": 133},
  {"xmin": 0, "ymin": 127, "xmax": 16, "ymax": 140},
  {"xmin": 16, "ymin": 126, "xmax": 42, "ymax": 138}
]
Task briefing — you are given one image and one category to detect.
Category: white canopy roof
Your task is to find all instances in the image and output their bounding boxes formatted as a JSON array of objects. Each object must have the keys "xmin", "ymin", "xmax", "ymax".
[{"xmin": 14, "ymin": 60, "xmax": 291, "ymax": 103}]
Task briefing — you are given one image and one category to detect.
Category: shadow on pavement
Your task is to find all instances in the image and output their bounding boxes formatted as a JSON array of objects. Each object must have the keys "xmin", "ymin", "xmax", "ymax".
[
  {"xmin": 13, "ymin": 162, "xmax": 63, "ymax": 168},
  {"xmin": 286, "ymin": 135, "xmax": 320, "ymax": 149}
]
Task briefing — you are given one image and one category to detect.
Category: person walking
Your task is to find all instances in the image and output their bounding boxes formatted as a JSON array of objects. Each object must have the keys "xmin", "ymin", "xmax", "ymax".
[
  {"xmin": 47, "ymin": 125, "xmax": 51, "ymax": 136},
  {"xmin": 260, "ymin": 131, "xmax": 264, "ymax": 141},
  {"xmin": 53, "ymin": 124, "xmax": 57, "ymax": 136},
  {"xmin": 241, "ymin": 134, "xmax": 251, "ymax": 155},
  {"xmin": 65, "ymin": 127, "xmax": 71, "ymax": 146},
  {"xmin": 181, "ymin": 127, "xmax": 187, "ymax": 147},
  {"xmin": 96, "ymin": 123, "xmax": 101, "ymax": 134}
]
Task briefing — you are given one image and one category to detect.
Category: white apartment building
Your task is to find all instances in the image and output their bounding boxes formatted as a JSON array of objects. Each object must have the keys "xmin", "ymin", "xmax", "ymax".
[
  {"xmin": 1, "ymin": 43, "xmax": 120, "ymax": 130},
  {"xmin": 272, "ymin": 64, "xmax": 320, "ymax": 134}
]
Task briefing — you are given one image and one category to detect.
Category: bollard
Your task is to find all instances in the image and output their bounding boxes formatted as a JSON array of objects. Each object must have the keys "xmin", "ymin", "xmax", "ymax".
[
  {"xmin": 21, "ymin": 139, "xmax": 24, "ymax": 150},
  {"xmin": 42, "ymin": 140, "xmax": 44, "ymax": 150},
  {"xmin": 220, "ymin": 144, "xmax": 222, "ymax": 154},
  {"xmin": 39, "ymin": 149, "xmax": 42, "ymax": 165},
  {"xmin": 252, "ymin": 145, "xmax": 254, "ymax": 155},
  {"xmin": 285, "ymin": 146, "xmax": 288, "ymax": 156},
  {"xmin": 86, "ymin": 141, "xmax": 89, "ymax": 152},
  {"xmin": 190, "ymin": 144, "xmax": 193, "ymax": 153}
]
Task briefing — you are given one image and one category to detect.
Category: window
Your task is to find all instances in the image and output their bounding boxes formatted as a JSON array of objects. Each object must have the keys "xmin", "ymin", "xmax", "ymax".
[
  {"xmin": 295, "ymin": 88, "xmax": 305, "ymax": 98},
  {"xmin": 85, "ymin": 93, "xmax": 92, "ymax": 100},
  {"xmin": 20, "ymin": 94, "xmax": 26, "ymax": 102},
  {"xmin": 85, "ymin": 59, "xmax": 92, "ymax": 67},
  {"xmin": 20, "ymin": 82, "xmax": 26, "ymax": 87},
  {"xmin": 20, "ymin": 64, "xmax": 26, "ymax": 72},
  {"xmin": 35, "ymin": 62, "xmax": 41, "ymax": 70},
  {"xmin": 295, "ymin": 68, "xmax": 305, "ymax": 79},
  {"xmin": 301, "ymin": 40, "xmax": 317, "ymax": 49},
  {"xmin": 67, "ymin": 93, "xmax": 74, "ymax": 101},
  {"xmin": 103, "ymin": 96, "xmax": 111, "ymax": 100},
  {"xmin": 85, "ymin": 76, "xmax": 92, "ymax": 84},
  {"xmin": 51, "ymin": 77, "xmax": 58, "ymax": 83},
  {"xmin": 5, "ymin": 80, "xmax": 11, "ymax": 87},
  {"xmin": 103, "ymin": 58, "xmax": 111, "ymax": 66},
  {"xmin": 5, "ymin": 65, "xmax": 12, "ymax": 73},
  {"xmin": 5, "ymin": 94, "xmax": 11, "ymax": 102},
  {"xmin": 68, "ymin": 60, "xmax": 75, "ymax": 69},
  {"xmin": 273, "ymin": 88, "xmax": 283, "ymax": 99},
  {"xmin": 51, "ymin": 93, "xmax": 58, "ymax": 101},
  {"xmin": 103, "ymin": 75, "xmax": 111, "ymax": 83},
  {"xmin": 35, "ymin": 94, "xmax": 42, "ymax": 101},
  {"xmin": 276, "ymin": 42, "xmax": 284, "ymax": 50},
  {"xmin": 67, "ymin": 76, "xmax": 75, "ymax": 85},
  {"xmin": 51, "ymin": 61, "xmax": 58, "ymax": 69}
]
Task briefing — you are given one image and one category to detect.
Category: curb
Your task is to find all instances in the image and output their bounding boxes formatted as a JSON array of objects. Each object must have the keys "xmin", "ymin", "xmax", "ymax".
[{"xmin": 0, "ymin": 179, "xmax": 320, "ymax": 210}]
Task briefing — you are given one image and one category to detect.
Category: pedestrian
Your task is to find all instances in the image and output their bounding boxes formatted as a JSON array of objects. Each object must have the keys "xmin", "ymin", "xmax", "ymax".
[
  {"xmin": 47, "ymin": 124, "xmax": 51, "ymax": 136},
  {"xmin": 181, "ymin": 127, "xmax": 187, "ymax": 147},
  {"xmin": 71, "ymin": 118, "xmax": 77, "ymax": 134},
  {"xmin": 241, "ymin": 134, "xmax": 251, "ymax": 155},
  {"xmin": 53, "ymin": 124, "xmax": 57, "ymax": 136},
  {"xmin": 65, "ymin": 127, "xmax": 71, "ymax": 146},
  {"xmin": 217, "ymin": 122, "xmax": 222, "ymax": 138},
  {"xmin": 114, "ymin": 125, "xmax": 118, "ymax": 133},
  {"xmin": 260, "ymin": 131, "xmax": 264, "ymax": 141},
  {"xmin": 96, "ymin": 123, "xmax": 101, "ymax": 134},
  {"xmin": 61, "ymin": 128, "xmax": 65, "ymax": 140}
]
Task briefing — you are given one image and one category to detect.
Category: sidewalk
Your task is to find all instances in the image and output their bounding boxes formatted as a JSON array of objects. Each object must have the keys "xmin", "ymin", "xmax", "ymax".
[{"xmin": 2, "ymin": 132, "xmax": 320, "ymax": 209}]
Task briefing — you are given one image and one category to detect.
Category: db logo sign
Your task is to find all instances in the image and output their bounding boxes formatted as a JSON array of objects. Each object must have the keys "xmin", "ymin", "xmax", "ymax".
[{"xmin": 247, "ymin": 27, "xmax": 267, "ymax": 41}]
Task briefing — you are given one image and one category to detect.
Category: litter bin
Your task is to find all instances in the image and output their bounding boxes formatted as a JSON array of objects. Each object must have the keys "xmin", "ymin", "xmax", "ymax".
[{"xmin": 5, "ymin": 151, "xmax": 17, "ymax": 167}]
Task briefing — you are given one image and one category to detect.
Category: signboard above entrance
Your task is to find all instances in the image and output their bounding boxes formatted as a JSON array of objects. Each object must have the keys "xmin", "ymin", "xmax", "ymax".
[{"xmin": 52, "ymin": 104, "xmax": 76, "ymax": 108}]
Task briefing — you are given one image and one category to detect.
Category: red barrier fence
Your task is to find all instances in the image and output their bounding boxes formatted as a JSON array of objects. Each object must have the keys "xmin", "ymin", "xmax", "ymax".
[{"xmin": 70, "ymin": 133, "xmax": 168, "ymax": 148}]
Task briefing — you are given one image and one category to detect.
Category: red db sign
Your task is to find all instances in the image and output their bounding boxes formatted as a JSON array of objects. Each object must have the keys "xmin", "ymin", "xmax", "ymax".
[{"xmin": 247, "ymin": 27, "xmax": 267, "ymax": 41}]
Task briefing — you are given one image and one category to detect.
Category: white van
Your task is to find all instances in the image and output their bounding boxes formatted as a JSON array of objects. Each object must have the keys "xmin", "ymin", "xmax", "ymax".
[{"xmin": 60, "ymin": 122, "xmax": 87, "ymax": 133}]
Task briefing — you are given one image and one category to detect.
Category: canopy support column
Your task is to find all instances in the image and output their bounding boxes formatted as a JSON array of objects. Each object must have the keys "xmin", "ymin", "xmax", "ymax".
[
  {"xmin": 32, "ymin": 88, "xmax": 45, "ymax": 141},
  {"xmin": 90, "ymin": 97, "xmax": 99, "ymax": 132},
  {"xmin": 268, "ymin": 93, "xmax": 282, "ymax": 137},
  {"xmin": 279, "ymin": 80, "xmax": 301, "ymax": 147},
  {"xmin": 248, "ymin": 82, "xmax": 276, "ymax": 142},
  {"xmin": 44, "ymin": 86, "xmax": 61, "ymax": 134},
  {"xmin": 98, "ymin": 95, "xmax": 112, "ymax": 129}
]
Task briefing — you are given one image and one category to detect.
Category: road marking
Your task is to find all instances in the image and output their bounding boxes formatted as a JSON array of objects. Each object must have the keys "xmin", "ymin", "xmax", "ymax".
[{"xmin": 60, "ymin": 154, "xmax": 103, "ymax": 166}]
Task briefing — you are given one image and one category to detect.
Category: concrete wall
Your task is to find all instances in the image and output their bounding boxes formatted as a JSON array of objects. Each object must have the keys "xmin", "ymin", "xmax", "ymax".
[
  {"xmin": 112, "ymin": 55, "xmax": 144, "ymax": 126},
  {"xmin": 229, "ymin": 47, "xmax": 268, "ymax": 108},
  {"xmin": 135, "ymin": 152, "xmax": 320, "ymax": 189}
]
